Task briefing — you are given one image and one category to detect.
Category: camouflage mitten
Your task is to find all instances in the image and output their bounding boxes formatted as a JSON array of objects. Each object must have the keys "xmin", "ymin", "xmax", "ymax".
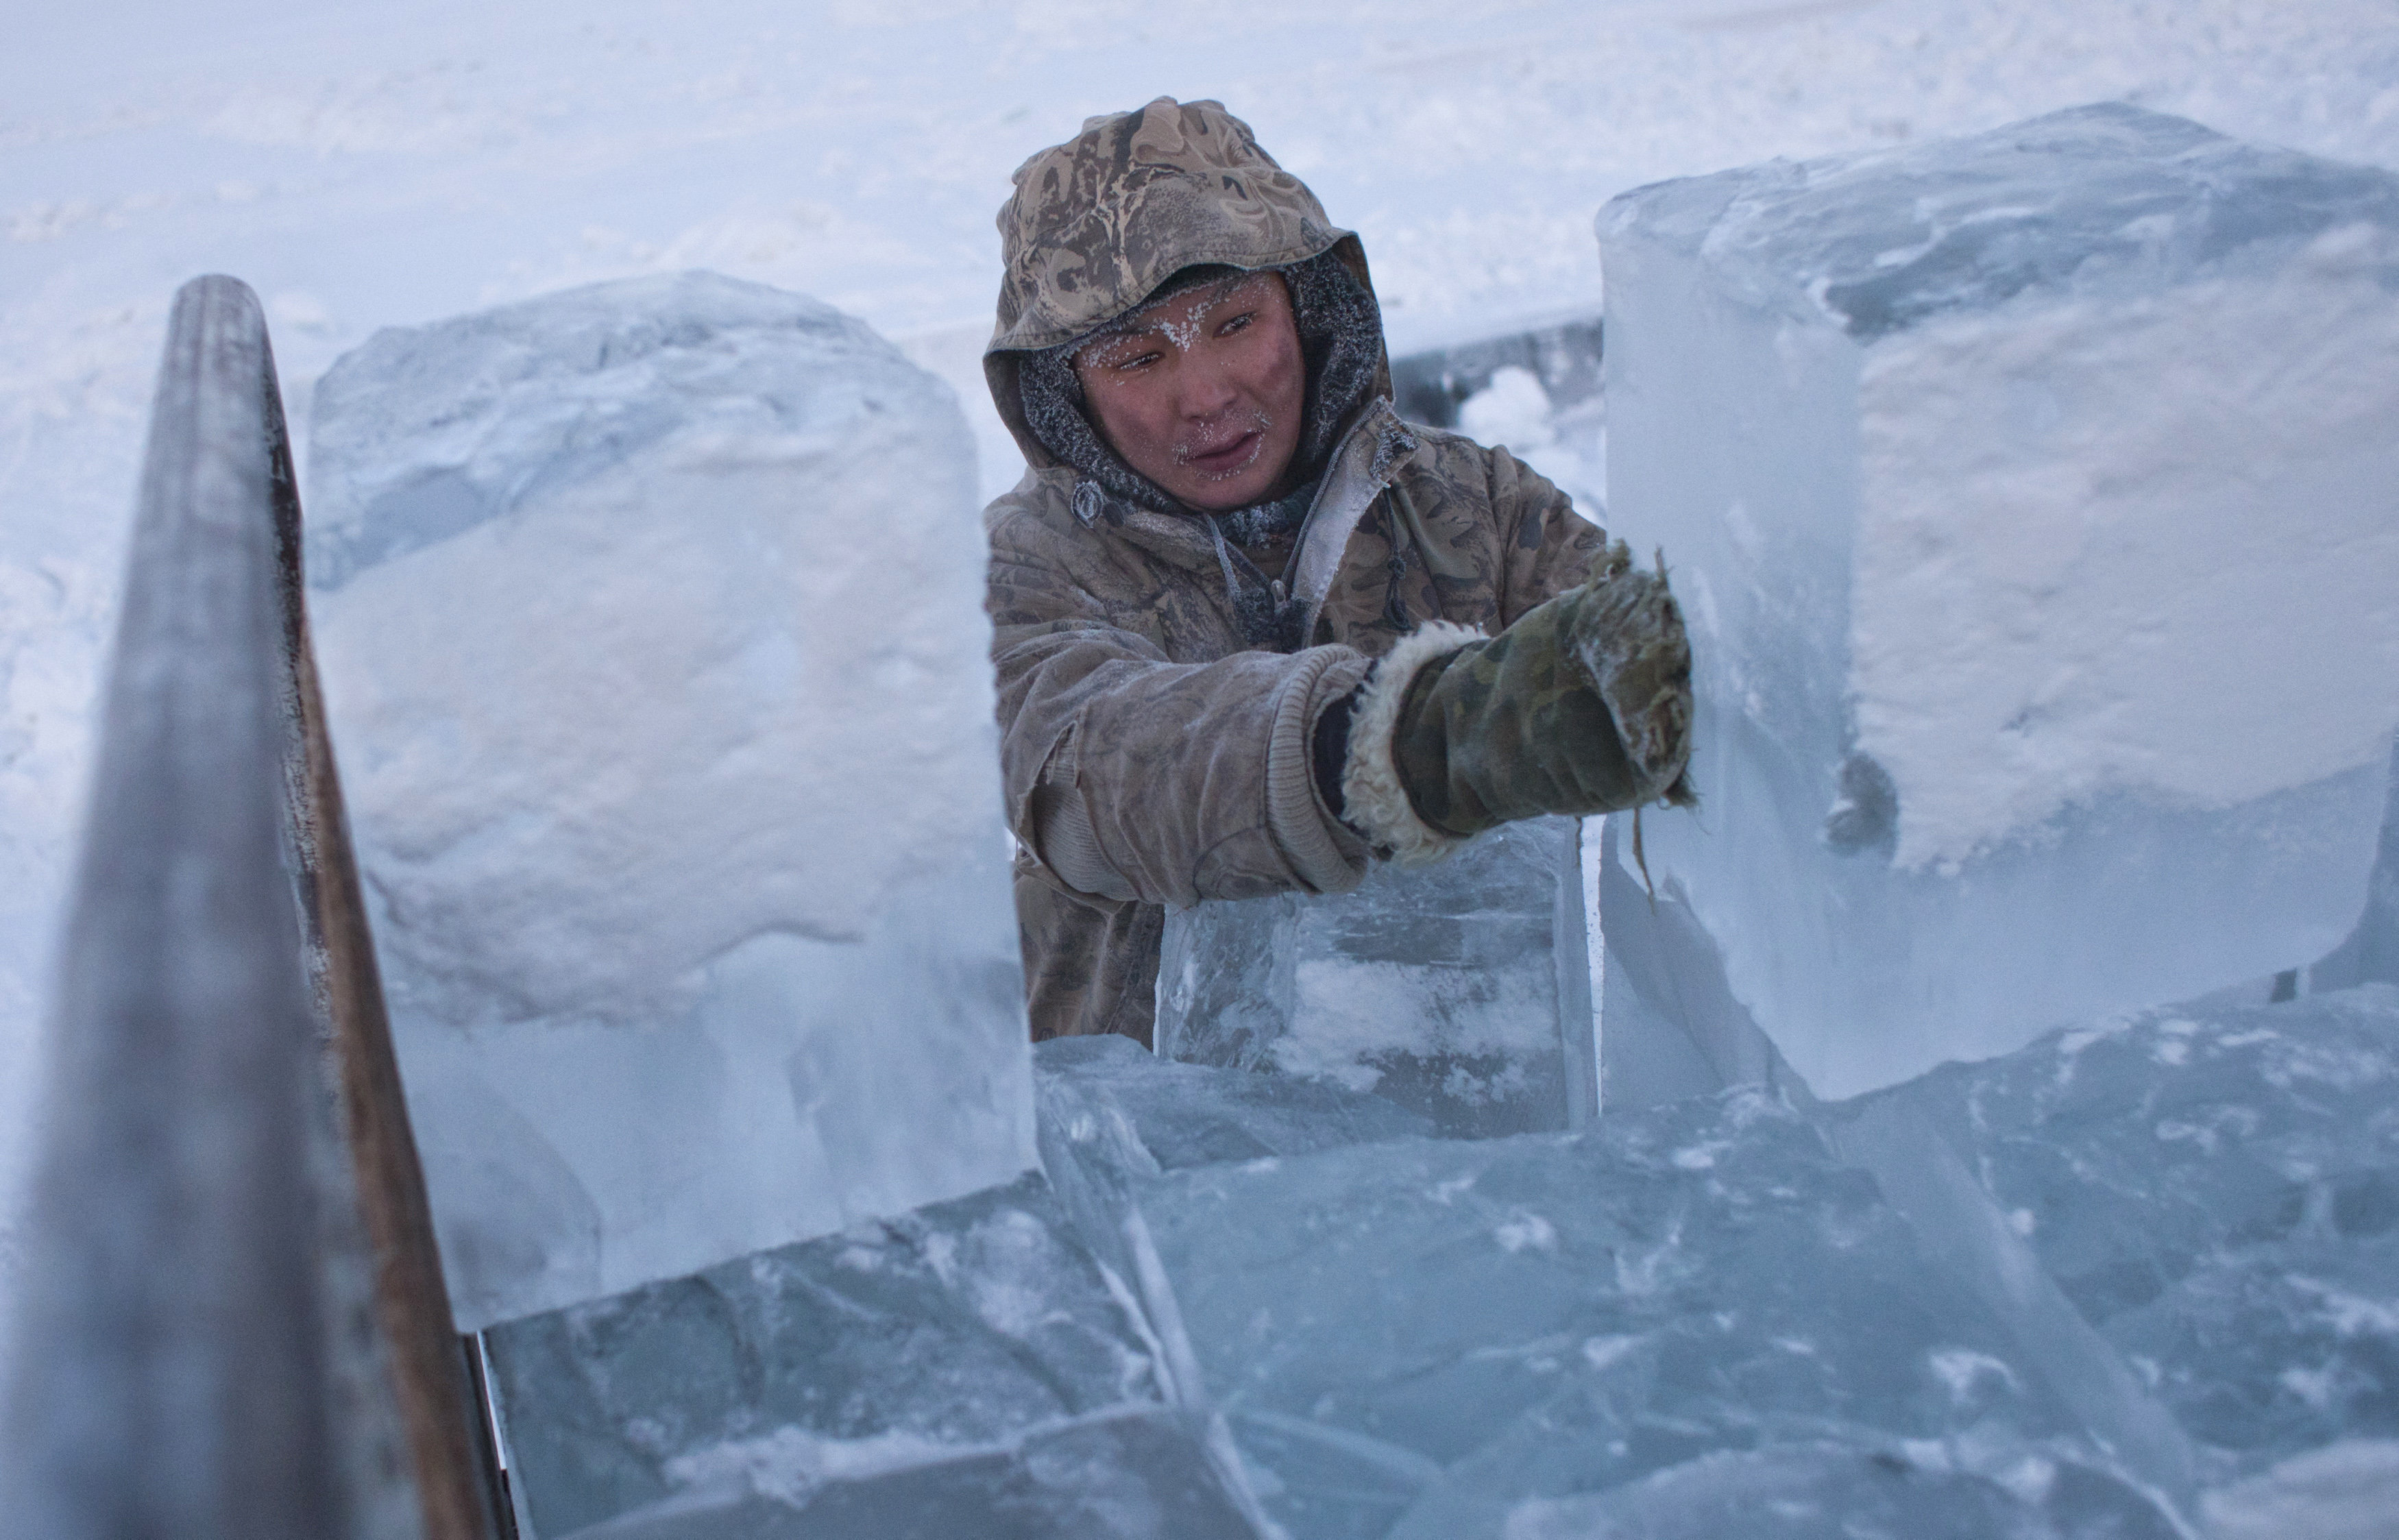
[{"xmin": 1337, "ymin": 541, "xmax": 1694, "ymax": 862}]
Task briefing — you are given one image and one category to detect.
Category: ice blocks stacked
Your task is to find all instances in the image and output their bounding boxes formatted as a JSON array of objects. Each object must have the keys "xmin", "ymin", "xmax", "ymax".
[
  {"xmin": 305, "ymin": 273, "xmax": 1034, "ymax": 1328},
  {"xmin": 1156, "ymin": 816, "xmax": 1600, "ymax": 1136},
  {"xmin": 1597, "ymin": 105, "xmax": 2399, "ymax": 1097},
  {"xmin": 476, "ymin": 1038, "xmax": 1439, "ymax": 1537},
  {"xmin": 1043, "ymin": 1034, "xmax": 2220, "ymax": 1539},
  {"xmin": 476, "ymin": 984, "xmax": 2399, "ymax": 1537},
  {"xmin": 1051, "ymin": 986, "xmax": 2399, "ymax": 1538}
]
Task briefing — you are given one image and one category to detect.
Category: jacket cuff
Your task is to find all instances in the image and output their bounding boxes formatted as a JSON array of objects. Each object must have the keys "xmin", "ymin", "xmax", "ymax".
[
  {"xmin": 1341, "ymin": 620, "xmax": 1483, "ymax": 866},
  {"xmin": 1264, "ymin": 647, "xmax": 1376, "ymax": 896}
]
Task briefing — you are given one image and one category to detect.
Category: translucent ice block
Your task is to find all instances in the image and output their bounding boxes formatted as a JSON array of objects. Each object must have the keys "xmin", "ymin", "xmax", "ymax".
[
  {"xmin": 1138, "ymin": 1090, "xmax": 2174, "ymax": 1540},
  {"xmin": 1871, "ymin": 982, "xmax": 2399, "ymax": 1475},
  {"xmin": 483, "ymin": 1173, "xmax": 1264, "ymax": 1540},
  {"xmin": 1596, "ymin": 105, "xmax": 2399, "ymax": 1097},
  {"xmin": 1154, "ymin": 816, "xmax": 1600, "ymax": 1137},
  {"xmin": 304, "ymin": 272, "xmax": 1034, "ymax": 1328}
]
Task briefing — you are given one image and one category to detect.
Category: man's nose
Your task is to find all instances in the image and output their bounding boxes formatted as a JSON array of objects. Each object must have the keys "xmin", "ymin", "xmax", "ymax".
[{"xmin": 1173, "ymin": 356, "xmax": 1241, "ymax": 421}]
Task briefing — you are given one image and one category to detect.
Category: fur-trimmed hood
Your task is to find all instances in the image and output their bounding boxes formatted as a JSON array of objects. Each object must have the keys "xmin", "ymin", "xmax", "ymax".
[{"xmin": 983, "ymin": 97, "xmax": 1393, "ymax": 484}]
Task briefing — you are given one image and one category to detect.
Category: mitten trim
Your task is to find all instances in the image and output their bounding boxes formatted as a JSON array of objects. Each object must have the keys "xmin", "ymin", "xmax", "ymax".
[{"xmin": 1341, "ymin": 620, "xmax": 1483, "ymax": 866}]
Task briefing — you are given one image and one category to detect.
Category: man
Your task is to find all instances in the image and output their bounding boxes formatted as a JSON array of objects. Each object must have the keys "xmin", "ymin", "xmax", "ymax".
[{"xmin": 984, "ymin": 97, "xmax": 1694, "ymax": 1044}]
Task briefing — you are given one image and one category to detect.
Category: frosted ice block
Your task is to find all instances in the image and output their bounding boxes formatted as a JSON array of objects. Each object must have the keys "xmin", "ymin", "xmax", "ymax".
[
  {"xmin": 1596, "ymin": 105, "xmax": 2399, "ymax": 1097},
  {"xmin": 1154, "ymin": 816, "xmax": 1600, "ymax": 1137},
  {"xmin": 305, "ymin": 272, "xmax": 1034, "ymax": 1328}
]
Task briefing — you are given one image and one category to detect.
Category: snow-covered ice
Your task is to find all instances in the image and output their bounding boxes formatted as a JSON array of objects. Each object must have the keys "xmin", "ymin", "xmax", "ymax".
[
  {"xmin": 1156, "ymin": 816, "xmax": 1599, "ymax": 1136},
  {"xmin": 1596, "ymin": 104, "xmax": 2399, "ymax": 1099},
  {"xmin": 305, "ymin": 271, "xmax": 1034, "ymax": 1328}
]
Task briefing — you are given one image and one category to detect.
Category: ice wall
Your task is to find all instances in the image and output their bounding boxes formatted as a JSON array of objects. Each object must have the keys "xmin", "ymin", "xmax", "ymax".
[
  {"xmin": 1598, "ymin": 105, "xmax": 2399, "ymax": 1098},
  {"xmin": 1155, "ymin": 816, "xmax": 1600, "ymax": 1136},
  {"xmin": 305, "ymin": 271, "xmax": 1034, "ymax": 1329}
]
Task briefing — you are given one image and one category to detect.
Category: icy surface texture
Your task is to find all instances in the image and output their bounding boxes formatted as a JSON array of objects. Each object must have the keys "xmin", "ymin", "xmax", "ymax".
[
  {"xmin": 1156, "ymin": 816, "xmax": 1599, "ymax": 1136},
  {"xmin": 1596, "ymin": 105, "xmax": 2399, "ymax": 1097},
  {"xmin": 1034, "ymin": 1035, "xmax": 1432, "ymax": 1169},
  {"xmin": 304, "ymin": 271, "xmax": 1032, "ymax": 1327},
  {"xmin": 491, "ymin": 982, "xmax": 2399, "ymax": 1540},
  {"xmin": 1873, "ymin": 983, "xmax": 2399, "ymax": 1482},
  {"xmin": 485, "ymin": 1173, "xmax": 1261, "ymax": 1540},
  {"xmin": 1137, "ymin": 1087, "xmax": 2176, "ymax": 1539}
]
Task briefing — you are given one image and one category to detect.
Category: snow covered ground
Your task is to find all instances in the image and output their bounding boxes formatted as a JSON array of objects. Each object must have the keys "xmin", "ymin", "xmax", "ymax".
[{"xmin": 6, "ymin": 0, "xmax": 2399, "ymax": 1364}]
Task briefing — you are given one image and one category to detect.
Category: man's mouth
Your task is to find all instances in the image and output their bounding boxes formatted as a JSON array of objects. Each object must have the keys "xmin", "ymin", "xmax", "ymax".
[{"xmin": 1179, "ymin": 427, "xmax": 1263, "ymax": 478}]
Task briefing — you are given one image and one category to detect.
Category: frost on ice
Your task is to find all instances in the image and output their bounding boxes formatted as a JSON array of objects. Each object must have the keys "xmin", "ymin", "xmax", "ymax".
[
  {"xmin": 1596, "ymin": 104, "xmax": 2399, "ymax": 1098},
  {"xmin": 305, "ymin": 272, "xmax": 1034, "ymax": 1328}
]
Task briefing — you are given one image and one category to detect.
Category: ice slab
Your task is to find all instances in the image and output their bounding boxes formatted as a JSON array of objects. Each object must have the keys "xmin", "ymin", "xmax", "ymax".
[
  {"xmin": 1871, "ymin": 983, "xmax": 2399, "ymax": 1478},
  {"xmin": 1596, "ymin": 105, "xmax": 2399, "ymax": 1097},
  {"xmin": 489, "ymin": 985, "xmax": 2397, "ymax": 1540},
  {"xmin": 554, "ymin": 1407, "xmax": 1263, "ymax": 1540},
  {"xmin": 1495, "ymin": 1444, "xmax": 2178, "ymax": 1540},
  {"xmin": 483, "ymin": 1172, "xmax": 1261, "ymax": 1539},
  {"xmin": 1134, "ymin": 1090, "xmax": 2178, "ymax": 1539},
  {"xmin": 304, "ymin": 271, "xmax": 1033, "ymax": 1327},
  {"xmin": 1155, "ymin": 815, "xmax": 1600, "ymax": 1136}
]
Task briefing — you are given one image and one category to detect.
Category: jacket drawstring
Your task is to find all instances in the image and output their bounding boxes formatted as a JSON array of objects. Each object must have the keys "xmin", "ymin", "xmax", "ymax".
[{"xmin": 1206, "ymin": 513, "xmax": 1246, "ymax": 609}]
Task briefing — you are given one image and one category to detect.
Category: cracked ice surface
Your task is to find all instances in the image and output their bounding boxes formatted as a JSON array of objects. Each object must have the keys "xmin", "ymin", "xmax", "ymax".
[
  {"xmin": 1049, "ymin": 988, "xmax": 2399, "ymax": 1538},
  {"xmin": 484, "ymin": 986, "xmax": 2399, "ymax": 1537},
  {"xmin": 1053, "ymin": 1044, "xmax": 2185, "ymax": 1539},
  {"xmin": 305, "ymin": 273, "xmax": 1034, "ymax": 1328},
  {"xmin": 1596, "ymin": 105, "xmax": 2399, "ymax": 1097},
  {"xmin": 1871, "ymin": 983, "xmax": 2399, "ymax": 1482},
  {"xmin": 484, "ymin": 1173, "xmax": 1264, "ymax": 1540}
]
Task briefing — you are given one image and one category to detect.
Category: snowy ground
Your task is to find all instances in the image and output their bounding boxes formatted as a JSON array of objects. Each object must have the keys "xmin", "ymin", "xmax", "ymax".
[{"xmin": 5, "ymin": 0, "xmax": 2399, "ymax": 1342}]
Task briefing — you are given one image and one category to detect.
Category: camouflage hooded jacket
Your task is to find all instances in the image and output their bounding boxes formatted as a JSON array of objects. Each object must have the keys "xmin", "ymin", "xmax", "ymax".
[{"xmin": 984, "ymin": 98, "xmax": 1607, "ymax": 1043}]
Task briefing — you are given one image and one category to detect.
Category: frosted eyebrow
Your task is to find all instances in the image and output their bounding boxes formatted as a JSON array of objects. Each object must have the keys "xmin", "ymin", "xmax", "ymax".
[{"xmin": 1077, "ymin": 274, "xmax": 1275, "ymax": 365}]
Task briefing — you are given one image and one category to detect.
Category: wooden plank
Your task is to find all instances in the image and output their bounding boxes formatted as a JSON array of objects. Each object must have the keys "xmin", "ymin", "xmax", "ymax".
[
  {"xmin": 248, "ymin": 277, "xmax": 502, "ymax": 1540},
  {"xmin": 286, "ymin": 604, "xmax": 503, "ymax": 1540}
]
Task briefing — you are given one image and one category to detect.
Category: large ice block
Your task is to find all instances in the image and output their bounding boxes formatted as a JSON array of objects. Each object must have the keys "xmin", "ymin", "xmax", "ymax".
[
  {"xmin": 1872, "ymin": 982, "xmax": 2399, "ymax": 1477},
  {"xmin": 1138, "ymin": 1090, "xmax": 2176, "ymax": 1540},
  {"xmin": 304, "ymin": 272, "xmax": 1034, "ymax": 1328},
  {"xmin": 482, "ymin": 1173, "xmax": 1263, "ymax": 1540},
  {"xmin": 1154, "ymin": 816, "xmax": 1600, "ymax": 1136},
  {"xmin": 1596, "ymin": 105, "xmax": 2399, "ymax": 1097},
  {"xmin": 1037, "ymin": 977, "xmax": 2399, "ymax": 1537}
]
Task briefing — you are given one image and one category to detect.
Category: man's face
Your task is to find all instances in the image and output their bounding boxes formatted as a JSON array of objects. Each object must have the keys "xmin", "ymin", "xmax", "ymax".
[{"xmin": 1072, "ymin": 272, "xmax": 1306, "ymax": 513}]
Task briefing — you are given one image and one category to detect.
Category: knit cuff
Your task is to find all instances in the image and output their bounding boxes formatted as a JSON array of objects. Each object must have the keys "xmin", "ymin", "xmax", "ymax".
[{"xmin": 1264, "ymin": 647, "xmax": 1376, "ymax": 894}]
